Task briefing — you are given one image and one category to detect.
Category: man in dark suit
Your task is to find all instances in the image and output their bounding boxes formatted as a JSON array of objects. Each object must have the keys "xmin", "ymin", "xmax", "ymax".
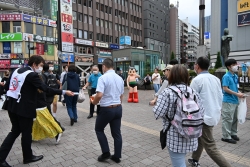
[{"xmin": 0, "ymin": 55, "xmax": 74, "ymax": 167}]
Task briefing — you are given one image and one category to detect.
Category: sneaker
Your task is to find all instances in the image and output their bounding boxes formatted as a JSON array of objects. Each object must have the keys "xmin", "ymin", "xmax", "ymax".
[
  {"xmin": 231, "ymin": 135, "xmax": 240, "ymax": 141},
  {"xmin": 188, "ymin": 159, "xmax": 200, "ymax": 167},
  {"xmin": 55, "ymin": 133, "xmax": 62, "ymax": 144},
  {"xmin": 221, "ymin": 138, "xmax": 237, "ymax": 144}
]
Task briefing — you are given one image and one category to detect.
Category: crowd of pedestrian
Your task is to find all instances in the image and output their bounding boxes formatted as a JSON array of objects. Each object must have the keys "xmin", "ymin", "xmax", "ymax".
[{"xmin": 0, "ymin": 55, "xmax": 245, "ymax": 167}]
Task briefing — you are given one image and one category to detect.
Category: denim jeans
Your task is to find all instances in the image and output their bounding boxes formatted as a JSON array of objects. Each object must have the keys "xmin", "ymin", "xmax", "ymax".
[
  {"xmin": 65, "ymin": 95, "xmax": 78, "ymax": 120},
  {"xmin": 153, "ymin": 84, "xmax": 160, "ymax": 93},
  {"xmin": 168, "ymin": 148, "xmax": 186, "ymax": 167}
]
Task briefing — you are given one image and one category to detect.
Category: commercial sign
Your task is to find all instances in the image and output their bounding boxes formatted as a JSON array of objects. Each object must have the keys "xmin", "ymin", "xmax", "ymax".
[
  {"xmin": 238, "ymin": 0, "xmax": 250, "ymax": 13},
  {"xmin": 0, "ymin": 54, "xmax": 10, "ymax": 59},
  {"xmin": 0, "ymin": 14, "xmax": 22, "ymax": 21},
  {"xmin": 10, "ymin": 59, "xmax": 24, "ymax": 68},
  {"xmin": 61, "ymin": 52, "xmax": 74, "ymax": 62},
  {"xmin": 238, "ymin": 12, "xmax": 250, "ymax": 26},
  {"xmin": 0, "ymin": 60, "xmax": 11, "ymax": 68},
  {"xmin": 60, "ymin": 0, "xmax": 74, "ymax": 53},
  {"xmin": 110, "ymin": 44, "xmax": 119, "ymax": 49},
  {"xmin": 96, "ymin": 42, "xmax": 109, "ymax": 48},
  {"xmin": 47, "ymin": 45, "xmax": 55, "ymax": 55},
  {"xmin": 49, "ymin": 20, "xmax": 57, "ymax": 27},
  {"xmin": 3, "ymin": 42, "xmax": 11, "ymax": 53},
  {"xmin": 98, "ymin": 57, "xmax": 106, "ymax": 63},
  {"xmin": 23, "ymin": 33, "xmax": 34, "ymax": 41},
  {"xmin": 10, "ymin": 53, "xmax": 23, "ymax": 59},
  {"xmin": 119, "ymin": 36, "xmax": 131, "ymax": 45},
  {"xmin": 0, "ymin": 33, "xmax": 22, "ymax": 41},
  {"xmin": 204, "ymin": 32, "xmax": 210, "ymax": 39},
  {"xmin": 36, "ymin": 43, "xmax": 44, "ymax": 55},
  {"xmin": 75, "ymin": 39, "xmax": 93, "ymax": 46},
  {"xmin": 33, "ymin": 35, "xmax": 57, "ymax": 42},
  {"xmin": 51, "ymin": 0, "xmax": 58, "ymax": 21},
  {"xmin": 23, "ymin": 14, "xmax": 49, "ymax": 26},
  {"xmin": 99, "ymin": 49, "xmax": 112, "ymax": 56},
  {"xmin": 75, "ymin": 56, "xmax": 93, "ymax": 63}
]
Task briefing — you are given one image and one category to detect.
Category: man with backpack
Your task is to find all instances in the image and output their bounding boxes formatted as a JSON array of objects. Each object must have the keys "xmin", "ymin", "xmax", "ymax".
[
  {"xmin": 43, "ymin": 63, "xmax": 61, "ymax": 118},
  {"xmin": 188, "ymin": 57, "xmax": 231, "ymax": 167}
]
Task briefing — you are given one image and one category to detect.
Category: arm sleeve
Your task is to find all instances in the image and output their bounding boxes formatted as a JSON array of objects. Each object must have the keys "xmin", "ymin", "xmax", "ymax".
[
  {"xmin": 190, "ymin": 79, "xmax": 200, "ymax": 93},
  {"xmin": 96, "ymin": 77, "xmax": 104, "ymax": 93},
  {"xmin": 155, "ymin": 80, "xmax": 168, "ymax": 97},
  {"xmin": 222, "ymin": 75, "xmax": 230, "ymax": 87},
  {"xmin": 153, "ymin": 90, "xmax": 170, "ymax": 120}
]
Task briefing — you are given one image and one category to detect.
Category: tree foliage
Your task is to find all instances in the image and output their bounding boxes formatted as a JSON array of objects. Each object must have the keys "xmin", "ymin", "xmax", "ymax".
[
  {"xmin": 215, "ymin": 52, "xmax": 222, "ymax": 69},
  {"xmin": 171, "ymin": 51, "xmax": 175, "ymax": 60}
]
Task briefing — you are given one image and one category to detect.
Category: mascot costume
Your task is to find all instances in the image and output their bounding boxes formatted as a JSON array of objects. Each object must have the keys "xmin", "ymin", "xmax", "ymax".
[{"xmin": 127, "ymin": 67, "xmax": 140, "ymax": 103}]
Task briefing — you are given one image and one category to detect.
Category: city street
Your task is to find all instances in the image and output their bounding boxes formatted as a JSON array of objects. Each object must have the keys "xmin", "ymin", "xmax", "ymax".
[{"xmin": 0, "ymin": 89, "xmax": 250, "ymax": 167}]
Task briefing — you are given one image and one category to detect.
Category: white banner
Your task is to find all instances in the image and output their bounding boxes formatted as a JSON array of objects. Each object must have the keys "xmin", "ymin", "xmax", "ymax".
[
  {"xmin": 96, "ymin": 42, "xmax": 109, "ymax": 48},
  {"xmin": 22, "ymin": 33, "xmax": 34, "ymax": 41},
  {"xmin": 75, "ymin": 39, "xmax": 93, "ymax": 46},
  {"xmin": 62, "ymin": 42, "xmax": 74, "ymax": 52},
  {"xmin": 61, "ymin": 0, "xmax": 72, "ymax": 15},
  {"xmin": 61, "ymin": 22, "xmax": 73, "ymax": 33}
]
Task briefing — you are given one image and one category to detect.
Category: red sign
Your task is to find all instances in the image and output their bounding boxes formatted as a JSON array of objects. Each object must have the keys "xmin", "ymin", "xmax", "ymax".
[
  {"xmin": 61, "ymin": 13, "xmax": 72, "ymax": 23},
  {"xmin": 0, "ymin": 14, "xmax": 22, "ymax": 21},
  {"xmin": 36, "ymin": 43, "xmax": 44, "ymax": 55},
  {"xmin": 61, "ymin": 32, "xmax": 74, "ymax": 43},
  {"xmin": 0, "ymin": 60, "xmax": 11, "ymax": 68}
]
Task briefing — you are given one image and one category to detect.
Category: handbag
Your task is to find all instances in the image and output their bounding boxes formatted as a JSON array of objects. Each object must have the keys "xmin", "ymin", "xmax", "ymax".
[
  {"xmin": 62, "ymin": 74, "xmax": 67, "ymax": 90},
  {"xmin": 77, "ymin": 89, "xmax": 86, "ymax": 103},
  {"xmin": 238, "ymin": 98, "xmax": 247, "ymax": 124},
  {"xmin": 160, "ymin": 123, "xmax": 171, "ymax": 150}
]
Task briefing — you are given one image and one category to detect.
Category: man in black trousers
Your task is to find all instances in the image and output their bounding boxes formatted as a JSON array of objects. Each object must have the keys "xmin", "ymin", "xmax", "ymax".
[
  {"xmin": 0, "ymin": 55, "xmax": 73, "ymax": 167},
  {"xmin": 91, "ymin": 58, "xmax": 124, "ymax": 163}
]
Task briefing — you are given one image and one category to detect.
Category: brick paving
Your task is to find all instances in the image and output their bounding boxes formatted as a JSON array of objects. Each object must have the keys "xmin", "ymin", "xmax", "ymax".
[{"xmin": 0, "ymin": 89, "xmax": 249, "ymax": 167}]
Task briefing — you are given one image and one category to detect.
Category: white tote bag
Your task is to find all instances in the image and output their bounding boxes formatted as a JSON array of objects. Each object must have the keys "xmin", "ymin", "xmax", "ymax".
[
  {"xmin": 77, "ymin": 89, "xmax": 86, "ymax": 103},
  {"xmin": 237, "ymin": 98, "xmax": 247, "ymax": 124}
]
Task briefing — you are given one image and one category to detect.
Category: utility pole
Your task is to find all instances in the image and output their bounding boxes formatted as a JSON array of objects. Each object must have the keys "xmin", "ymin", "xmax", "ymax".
[
  {"xmin": 28, "ymin": 37, "xmax": 37, "ymax": 59},
  {"xmin": 57, "ymin": 0, "xmax": 62, "ymax": 74},
  {"xmin": 197, "ymin": 0, "xmax": 206, "ymax": 58}
]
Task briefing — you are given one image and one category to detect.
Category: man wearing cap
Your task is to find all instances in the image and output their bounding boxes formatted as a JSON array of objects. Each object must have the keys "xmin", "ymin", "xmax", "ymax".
[{"xmin": 150, "ymin": 64, "xmax": 173, "ymax": 105}]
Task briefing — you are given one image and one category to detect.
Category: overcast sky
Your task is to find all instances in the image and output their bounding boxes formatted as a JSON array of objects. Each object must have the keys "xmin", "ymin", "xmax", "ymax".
[{"xmin": 169, "ymin": 0, "xmax": 211, "ymax": 27}]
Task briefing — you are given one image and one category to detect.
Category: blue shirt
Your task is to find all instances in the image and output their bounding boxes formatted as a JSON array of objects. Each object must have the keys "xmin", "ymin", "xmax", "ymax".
[
  {"xmin": 242, "ymin": 63, "xmax": 247, "ymax": 72},
  {"xmin": 88, "ymin": 72, "xmax": 102, "ymax": 88},
  {"xmin": 96, "ymin": 70, "xmax": 124, "ymax": 107},
  {"xmin": 222, "ymin": 72, "xmax": 239, "ymax": 104}
]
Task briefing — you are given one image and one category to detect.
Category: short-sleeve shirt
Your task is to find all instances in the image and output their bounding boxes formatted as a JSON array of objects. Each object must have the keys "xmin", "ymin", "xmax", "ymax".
[
  {"xmin": 88, "ymin": 73, "xmax": 102, "ymax": 88},
  {"xmin": 222, "ymin": 72, "xmax": 239, "ymax": 104},
  {"xmin": 96, "ymin": 70, "xmax": 124, "ymax": 107},
  {"xmin": 152, "ymin": 73, "xmax": 161, "ymax": 84}
]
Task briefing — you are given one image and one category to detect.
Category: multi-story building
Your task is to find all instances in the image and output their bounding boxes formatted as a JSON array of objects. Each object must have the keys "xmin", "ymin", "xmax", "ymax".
[
  {"xmin": 0, "ymin": 0, "xmax": 58, "ymax": 76},
  {"xmin": 72, "ymin": 0, "xmax": 144, "ymax": 70},
  {"xmin": 169, "ymin": 3, "xmax": 179, "ymax": 58},
  {"xmin": 204, "ymin": 15, "xmax": 211, "ymax": 33},
  {"xmin": 179, "ymin": 19, "xmax": 188, "ymax": 64},
  {"xmin": 211, "ymin": 0, "xmax": 250, "ymax": 63},
  {"xmin": 142, "ymin": 0, "xmax": 170, "ymax": 64}
]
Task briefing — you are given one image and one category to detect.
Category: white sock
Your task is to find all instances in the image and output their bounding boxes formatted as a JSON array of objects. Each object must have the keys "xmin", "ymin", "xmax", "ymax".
[{"xmin": 52, "ymin": 113, "xmax": 56, "ymax": 118}]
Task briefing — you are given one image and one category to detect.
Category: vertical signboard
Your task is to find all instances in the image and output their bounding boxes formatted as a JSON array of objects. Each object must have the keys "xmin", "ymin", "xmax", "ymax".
[
  {"xmin": 60, "ymin": 0, "xmax": 73, "ymax": 53},
  {"xmin": 51, "ymin": 0, "xmax": 58, "ymax": 21}
]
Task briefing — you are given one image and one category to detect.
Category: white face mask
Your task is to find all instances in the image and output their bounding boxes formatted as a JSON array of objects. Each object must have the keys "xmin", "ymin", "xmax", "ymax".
[
  {"xmin": 49, "ymin": 67, "xmax": 54, "ymax": 71},
  {"xmin": 232, "ymin": 65, "xmax": 238, "ymax": 72},
  {"xmin": 93, "ymin": 71, "xmax": 98, "ymax": 74},
  {"xmin": 35, "ymin": 66, "xmax": 43, "ymax": 73}
]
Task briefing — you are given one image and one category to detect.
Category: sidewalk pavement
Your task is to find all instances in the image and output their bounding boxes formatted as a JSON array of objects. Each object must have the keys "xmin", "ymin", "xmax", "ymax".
[{"xmin": 0, "ymin": 89, "xmax": 249, "ymax": 167}]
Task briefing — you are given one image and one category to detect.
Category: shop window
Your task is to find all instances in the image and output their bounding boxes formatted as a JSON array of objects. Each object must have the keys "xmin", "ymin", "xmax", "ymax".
[
  {"xmin": 25, "ymin": 42, "xmax": 34, "ymax": 54},
  {"xmin": 78, "ymin": 30, "xmax": 83, "ymax": 38},
  {"xmin": 89, "ymin": 32, "xmax": 93, "ymax": 40},
  {"xmin": 25, "ymin": 22, "xmax": 33, "ymax": 34},
  {"xmin": 84, "ymin": 31, "xmax": 88, "ymax": 39},
  {"xmin": 36, "ymin": 24, "xmax": 44, "ymax": 36},
  {"xmin": 46, "ymin": 26, "xmax": 53, "ymax": 37},
  {"xmin": 13, "ymin": 22, "xmax": 21, "ymax": 33}
]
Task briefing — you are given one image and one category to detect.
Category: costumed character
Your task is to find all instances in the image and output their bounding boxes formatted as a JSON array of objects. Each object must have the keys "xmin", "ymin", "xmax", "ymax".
[{"xmin": 127, "ymin": 67, "xmax": 140, "ymax": 103}]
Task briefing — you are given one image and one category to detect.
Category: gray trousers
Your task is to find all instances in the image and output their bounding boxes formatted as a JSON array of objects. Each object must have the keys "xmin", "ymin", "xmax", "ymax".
[
  {"xmin": 192, "ymin": 124, "xmax": 231, "ymax": 167},
  {"xmin": 221, "ymin": 102, "xmax": 238, "ymax": 139}
]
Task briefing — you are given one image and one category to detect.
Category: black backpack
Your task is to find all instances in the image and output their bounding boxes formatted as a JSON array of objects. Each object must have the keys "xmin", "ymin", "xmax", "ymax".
[
  {"xmin": 146, "ymin": 77, "xmax": 150, "ymax": 82},
  {"xmin": 43, "ymin": 72, "xmax": 58, "ymax": 103}
]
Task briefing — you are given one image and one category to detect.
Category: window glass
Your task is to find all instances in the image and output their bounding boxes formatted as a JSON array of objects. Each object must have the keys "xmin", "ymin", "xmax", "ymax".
[
  {"xmin": 83, "ymin": 0, "xmax": 87, "ymax": 6},
  {"xmin": 88, "ymin": 0, "xmax": 92, "ymax": 7},
  {"xmin": 100, "ymin": 19, "xmax": 104, "ymax": 27},
  {"xmin": 96, "ymin": 18, "xmax": 99, "ymax": 26},
  {"xmin": 25, "ymin": 42, "xmax": 34, "ymax": 54},
  {"xmin": 89, "ymin": 32, "xmax": 93, "ymax": 39},
  {"xmin": 46, "ymin": 26, "xmax": 53, "ymax": 37},
  {"xmin": 25, "ymin": 22, "xmax": 33, "ymax": 34},
  {"xmin": 36, "ymin": 24, "xmax": 44, "ymax": 36},
  {"xmin": 110, "ymin": 36, "xmax": 113, "ymax": 43},
  {"xmin": 96, "ymin": 2, "xmax": 99, "ymax": 10},
  {"xmin": 13, "ymin": 21, "xmax": 21, "ymax": 33},
  {"xmin": 109, "ymin": 22, "xmax": 112, "ymax": 29},
  {"xmin": 89, "ymin": 16, "xmax": 92, "ymax": 24},
  {"xmin": 96, "ymin": 33, "xmax": 100, "ymax": 40},
  {"xmin": 84, "ymin": 15, "xmax": 88, "ymax": 23},
  {"xmin": 78, "ymin": 30, "xmax": 83, "ymax": 38},
  {"xmin": 73, "ymin": 11, "xmax": 77, "ymax": 20},
  {"xmin": 105, "ymin": 21, "xmax": 108, "ymax": 28},
  {"xmin": 109, "ymin": 7, "xmax": 112, "ymax": 14},
  {"xmin": 84, "ymin": 31, "xmax": 88, "ymax": 39},
  {"xmin": 73, "ymin": 28, "xmax": 77, "ymax": 37},
  {"xmin": 78, "ymin": 13, "xmax": 83, "ymax": 21},
  {"xmin": 78, "ymin": 0, "xmax": 81, "ymax": 4},
  {"xmin": 14, "ymin": 42, "xmax": 22, "ymax": 53}
]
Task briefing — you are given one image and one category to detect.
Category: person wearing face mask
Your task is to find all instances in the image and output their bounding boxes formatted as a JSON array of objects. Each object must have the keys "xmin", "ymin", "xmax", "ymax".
[
  {"xmin": 0, "ymin": 55, "xmax": 74, "ymax": 167},
  {"xmin": 221, "ymin": 59, "xmax": 244, "ymax": 144},
  {"xmin": 82, "ymin": 65, "xmax": 102, "ymax": 119}
]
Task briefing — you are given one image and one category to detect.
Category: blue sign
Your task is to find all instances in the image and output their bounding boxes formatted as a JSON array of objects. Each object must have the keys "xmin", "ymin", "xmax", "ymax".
[
  {"xmin": 22, "ymin": 14, "xmax": 49, "ymax": 26},
  {"xmin": 98, "ymin": 58, "xmax": 106, "ymax": 64},
  {"xmin": 110, "ymin": 44, "xmax": 119, "ymax": 49},
  {"xmin": 238, "ymin": 12, "xmax": 250, "ymax": 26},
  {"xmin": 23, "ymin": 14, "xmax": 32, "ymax": 22},
  {"xmin": 204, "ymin": 32, "xmax": 210, "ymax": 39},
  {"xmin": 119, "ymin": 36, "xmax": 131, "ymax": 45},
  {"xmin": 2, "ymin": 42, "xmax": 11, "ymax": 53},
  {"xmin": 61, "ymin": 53, "xmax": 75, "ymax": 63}
]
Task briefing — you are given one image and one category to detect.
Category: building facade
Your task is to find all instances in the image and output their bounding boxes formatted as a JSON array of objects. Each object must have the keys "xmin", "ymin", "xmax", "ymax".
[
  {"xmin": 169, "ymin": 4, "xmax": 178, "ymax": 58},
  {"xmin": 0, "ymin": 0, "xmax": 58, "ymax": 76},
  {"xmin": 204, "ymin": 15, "xmax": 211, "ymax": 32},
  {"xmin": 72, "ymin": 0, "xmax": 144, "ymax": 70},
  {"xmin": 211, "ymin": 0, "xmax": 250, "ymax": 63},
  {"xmin": 142, "ymin": 0, "xmax": 170, "ymax": 64},
  {"xmin": 179, "ymin": 19, "xmax": 188, "ymax": 64}
]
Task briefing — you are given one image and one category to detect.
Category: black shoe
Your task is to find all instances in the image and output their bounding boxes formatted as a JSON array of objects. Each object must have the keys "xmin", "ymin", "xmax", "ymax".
[
  {"xmin": 23, "ymin": 155, "xmax": 43, "ymax": 164},
  {"xmin": 231, "ymin": 135, "xmax": 240, "ymax": 141},
  {"xmin": 74, "ymin": 119, "xmax": 77, "ymax": 123},
  {"xmin": 110, "ymin": 155, "xmax": 121, "ymax": 163},
  {"xmin": 87, "ymin": 115, "xmax": 93, "ymax": 119},
  {"xmin": 97, "ymin": 152, "xmax": 111, "ymax": 162},
  {"xmin": 61, "ymin": 127, "xmax": 65, "ymax": 132},
  {"xmin": 62, "ymin": 102, "xmax": 65, "ymax": 106},
  {"xmin": 0, "ymin": 161, "xmax": 11, "ymax": 167},
  {"xmin": 221, "ymin": 138, "xmax": 237, "ymax": 144},
  {"xmin": 188, "ymin": 159, "xmax": 200, "ymax": 167},
  {"xmin": 70, "ymin": 119, "xmax": 74, "ymax": 126}
]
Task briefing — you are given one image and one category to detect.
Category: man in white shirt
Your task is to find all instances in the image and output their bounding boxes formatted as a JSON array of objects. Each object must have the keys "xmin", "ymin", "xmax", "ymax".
[
  {"xmin": 188, "ymin": 57, "xmax": 231, "ymax": 167},
  {"xmin": 152, "ymin": 68, "xmax": 161, "ymax": 93}
]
